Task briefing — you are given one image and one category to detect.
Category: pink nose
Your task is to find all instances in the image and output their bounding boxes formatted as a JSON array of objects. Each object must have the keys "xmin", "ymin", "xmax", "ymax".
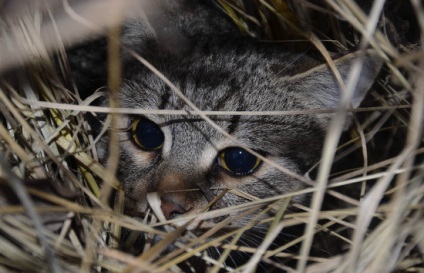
[{"xmin": 160, "ymin": 198, "xmax": 186, "ymax": 220}]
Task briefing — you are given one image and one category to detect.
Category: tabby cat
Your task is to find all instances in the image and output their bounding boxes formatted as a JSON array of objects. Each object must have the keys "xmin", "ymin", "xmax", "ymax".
[{"xmin": 88, "ymin": 0, "xmax": 382, "ymax": 269}]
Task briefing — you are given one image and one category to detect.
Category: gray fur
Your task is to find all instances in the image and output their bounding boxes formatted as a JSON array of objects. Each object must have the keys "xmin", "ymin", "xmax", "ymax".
[{"xmin": 99, "ymin": 0, "xmax": 382, "ymax": 239}]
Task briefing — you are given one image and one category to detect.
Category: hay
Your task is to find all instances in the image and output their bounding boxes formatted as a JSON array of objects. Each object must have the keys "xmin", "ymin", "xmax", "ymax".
[{"xmin": 0, "ymin": 0, "xmax": 423, "ymax": 272}]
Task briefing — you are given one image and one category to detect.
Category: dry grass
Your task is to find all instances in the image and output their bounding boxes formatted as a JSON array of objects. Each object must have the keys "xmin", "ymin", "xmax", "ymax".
[{"xmin": 0, "ymin": 0, "xmax": 423, "ymax": 272}]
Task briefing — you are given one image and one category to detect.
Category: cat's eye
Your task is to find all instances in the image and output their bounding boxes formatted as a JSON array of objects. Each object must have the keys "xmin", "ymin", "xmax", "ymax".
[
  {"xmin": 130, "ymin": 117, "xmax": 165, "ymax": 150},
  {"xmin": 217, "ymin": 147, "xmax": 261, "ymax": 176}
]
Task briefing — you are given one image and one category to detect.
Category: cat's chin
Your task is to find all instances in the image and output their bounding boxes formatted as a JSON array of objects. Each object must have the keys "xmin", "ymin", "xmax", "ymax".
[
  {"xmin": 120, "ymin": 221, "xmax": 303, "ymax": 272},
  {"xmin": 153, "ymin": 224, "xmax": 303, "ymax": 271}
]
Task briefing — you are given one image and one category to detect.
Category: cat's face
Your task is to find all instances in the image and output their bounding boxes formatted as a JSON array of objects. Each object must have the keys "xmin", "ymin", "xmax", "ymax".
[{"xmin": 100, "ymin": 40, "xmax": 381, "ymax": 230}]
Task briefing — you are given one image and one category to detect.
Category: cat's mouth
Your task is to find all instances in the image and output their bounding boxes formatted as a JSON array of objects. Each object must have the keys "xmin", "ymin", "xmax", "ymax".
[
  {"xmin": 125, "ymin": 191, "xmax": 272, "ymax": 236},
  {"xmin": 121, "ymin": 191, "xmax": 278, "ymax": 258}
]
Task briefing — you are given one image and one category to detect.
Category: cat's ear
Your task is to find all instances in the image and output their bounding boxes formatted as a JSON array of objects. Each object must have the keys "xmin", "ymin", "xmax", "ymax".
[{"xmin": 289, "ymin": 51, "xmax": 383, "ymax": 109}]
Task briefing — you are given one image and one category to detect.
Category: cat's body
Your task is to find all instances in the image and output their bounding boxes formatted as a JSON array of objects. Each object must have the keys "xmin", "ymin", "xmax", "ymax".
[{"xmin": 81, "ymin": 0, "xmax": 382, "ymax": 269}]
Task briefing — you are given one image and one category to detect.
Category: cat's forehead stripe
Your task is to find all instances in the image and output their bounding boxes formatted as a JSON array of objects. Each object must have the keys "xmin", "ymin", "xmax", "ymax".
[
  {"xmin": 212, "ymin": 87, "xmax": 236, "ymax": 110},
  {"xmin": 158, "ymin": 88, "xmax": 171, "ymax": 110}
]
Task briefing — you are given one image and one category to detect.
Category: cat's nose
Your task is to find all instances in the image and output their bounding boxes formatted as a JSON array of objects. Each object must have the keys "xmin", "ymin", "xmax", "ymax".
[{"xmin": 160, "ymin": 198, "xmax": 186, "ymax": 220}]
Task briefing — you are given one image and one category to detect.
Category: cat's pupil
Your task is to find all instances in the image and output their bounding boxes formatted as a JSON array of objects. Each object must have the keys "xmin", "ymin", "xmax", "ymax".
[
  {"xmin": 218, "ymin": 147, "xmax": 261, "ymax": 176},
  {"xmin": 131, "ymin": 117, "xmax": 164, "ymax": 150}
]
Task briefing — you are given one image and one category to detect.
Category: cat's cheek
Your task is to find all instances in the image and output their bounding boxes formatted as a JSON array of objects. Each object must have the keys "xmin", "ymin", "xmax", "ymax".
[
  {"xmin": 215, "ymin": 172, "xmax": 257, "ymax": 190},
  {"xmin": 120, "ymin": 139, "xmax": 158, "ymax": 166},
  {"xmin": 96, "ymin": 137, "xmax": 109, "ymax": 163},
  {"xmin": 124, "ymin": 181, "xmax": 150, "ymax": 212}
]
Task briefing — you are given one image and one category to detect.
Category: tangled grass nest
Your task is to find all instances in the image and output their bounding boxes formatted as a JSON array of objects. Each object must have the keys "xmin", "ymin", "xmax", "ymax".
[{"xmin": 0, "ymin": 0, "xmax": 423, "ymax": 272}]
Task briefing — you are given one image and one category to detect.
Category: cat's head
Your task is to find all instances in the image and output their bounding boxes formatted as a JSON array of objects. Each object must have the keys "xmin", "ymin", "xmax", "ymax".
[{"xmin": 99, "ymin": 40, "xmax": 382, "ymax": 231}]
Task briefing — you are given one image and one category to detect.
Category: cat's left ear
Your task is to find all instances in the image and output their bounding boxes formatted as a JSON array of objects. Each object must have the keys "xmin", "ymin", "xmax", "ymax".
[{"xmin": 290, "ymin": 51, "xmax": 383, "ymax": 109}]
